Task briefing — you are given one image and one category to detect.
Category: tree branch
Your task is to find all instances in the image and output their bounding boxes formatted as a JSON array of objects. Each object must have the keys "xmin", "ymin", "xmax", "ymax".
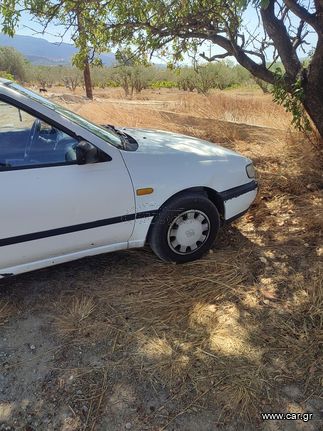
[
  {"xmin": 283, "ymin": 0, "xmax": 319, "ymax": 30},
  {"xmin": 292, "ymin": 20, "xmax": 310, "ymax": 50},
  {"xmin": 200, "ymin": 51, "xmax": 230, "ymax": 61},
  {"xmin": 210, "ymin": 34, "xmax": 277, "ymax": 84},
  {"xmin": 261, "ymin": 0, "xmax": 301, "ymax": 79}
]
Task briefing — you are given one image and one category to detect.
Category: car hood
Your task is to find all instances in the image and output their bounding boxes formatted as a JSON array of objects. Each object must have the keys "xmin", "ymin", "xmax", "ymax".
[
  {"xmin": 119, "ymin": 126, "xmax": 253, "ymax": 198},
  {"xmin": 120, "ymin": 127, "xmax": 243, "ymax": 160}
]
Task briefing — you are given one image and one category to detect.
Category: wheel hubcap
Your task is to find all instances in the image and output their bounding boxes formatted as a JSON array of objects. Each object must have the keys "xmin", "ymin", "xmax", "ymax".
[{"xmin": 167, "ymin": 210, "xmax": 210, "ymax": 255}]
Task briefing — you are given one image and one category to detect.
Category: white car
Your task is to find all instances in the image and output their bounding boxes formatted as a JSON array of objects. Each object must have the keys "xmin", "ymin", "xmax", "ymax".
[{"xmin": 0, "ymin": 79, "xmax": 257, "ymax": 278}]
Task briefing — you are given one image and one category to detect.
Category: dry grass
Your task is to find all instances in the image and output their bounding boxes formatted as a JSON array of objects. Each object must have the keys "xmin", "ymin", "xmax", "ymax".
[
  {"xmin": 50, "ymin": 251, "xmax": 322, "ymax": 426},
  {"xmin": 49, "ymin": 84, "xmax": 289, "ymax": 127},
  {"xmin": 305, "ymin": 265, "xmax": 323, "ymax": 327},
  {"xmin": 115, "ymin": 259, "xmax": 264, "ymax": 422},
  {"xmin": 171, "ymin": 90, "xmax": 292, "ymax": 129},
  {"xmin": 0, "ymin": 301, "xmax": 12, "ymax": 326},
  {"xmin": 52, "ymin": 86, "xmax": 293, "ymax": 130},
  {"xmin": 54, "ymin": 296, "xmax": 97, "ymax": 338}
]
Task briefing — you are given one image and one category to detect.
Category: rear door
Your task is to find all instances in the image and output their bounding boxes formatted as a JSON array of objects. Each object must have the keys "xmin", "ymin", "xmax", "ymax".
[{"xmin": 0, "ymin": 99, "xmax": 135, "ymax": 273}]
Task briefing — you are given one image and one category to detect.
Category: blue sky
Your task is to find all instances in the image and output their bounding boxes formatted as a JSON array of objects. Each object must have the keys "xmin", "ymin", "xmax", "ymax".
[{"xmin": 16, "ymin": 11, "xmax": 73, "ymax": 43}]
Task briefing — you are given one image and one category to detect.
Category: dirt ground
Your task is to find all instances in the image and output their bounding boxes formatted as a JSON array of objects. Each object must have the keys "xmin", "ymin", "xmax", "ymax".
[{"xmin": 0, "ymin": 88, "xmax": 322, "ymax": 431}]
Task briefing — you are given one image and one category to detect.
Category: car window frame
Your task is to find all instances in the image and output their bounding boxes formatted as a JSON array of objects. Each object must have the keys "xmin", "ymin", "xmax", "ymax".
[{"xmin": 0, "ymin": 94, "xmax": 112, "ymax": 172}]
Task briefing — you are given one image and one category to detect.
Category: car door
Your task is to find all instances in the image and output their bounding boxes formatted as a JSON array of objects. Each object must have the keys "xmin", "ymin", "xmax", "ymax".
[{"xmin": 0, "ymin": 99, "xmax": 135, "ymax": 273}]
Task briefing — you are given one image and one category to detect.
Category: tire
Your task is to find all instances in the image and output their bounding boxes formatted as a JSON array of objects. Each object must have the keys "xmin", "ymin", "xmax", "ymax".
[{"xmin": 149, "ymin": 193, "xmax": 221, "ymax": 263}]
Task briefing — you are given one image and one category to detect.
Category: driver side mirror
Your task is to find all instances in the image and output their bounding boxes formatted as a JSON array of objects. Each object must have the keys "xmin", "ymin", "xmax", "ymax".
[{"xmin": 75, "ymin": 140, "xmax": 101, "ymax": 165}]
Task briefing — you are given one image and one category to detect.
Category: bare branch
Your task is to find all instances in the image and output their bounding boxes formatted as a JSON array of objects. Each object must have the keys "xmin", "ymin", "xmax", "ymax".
[
  {"xmin": 283, "ymin": 0, "xmax": 319, "ymax": 30},
  {"xmin": 210, "ymin": 34, "xmax": 277, "ymax": 84},
  {"xmin": 292, "ymin": 20, "xmax": 310, "ymax": 50},
  {"xmin": 200, "ymin": 51, "xmax": 231, "ymax": 61},
  {"xmin": 261, "ymin": 0, "xmax": 301, "ymax": 79}
]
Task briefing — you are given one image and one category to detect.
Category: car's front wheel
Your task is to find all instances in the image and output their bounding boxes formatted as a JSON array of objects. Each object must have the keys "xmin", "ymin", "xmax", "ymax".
[{"xmin": 149, "ymin": 193, "xmax": 220, "ymax": 263}]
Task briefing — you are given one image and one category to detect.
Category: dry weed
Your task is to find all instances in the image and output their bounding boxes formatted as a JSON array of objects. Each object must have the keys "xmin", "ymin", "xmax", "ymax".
[
  {"xmin": 172, "ymin": 90, "xmax": 292, "ymax": 129},
  {"xmin": 298, "ymin": 263, "xmax": 323, "ymax": 328},
  {"xmin": 87, "ymin": 252, "xmax": 275, "ymax": 421},
  {"xmin": 54, "ymin": 296, "xmax": 97, "ymax": 338},
  {"xmin": 0, "ymin": 300, "xmax": 12, "ymax": 326}
]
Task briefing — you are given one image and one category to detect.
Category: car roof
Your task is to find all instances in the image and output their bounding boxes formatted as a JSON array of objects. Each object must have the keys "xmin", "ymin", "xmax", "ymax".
[
  {"xmin": 0, "ymin": 78, "xmax": 12, "ymax": 86},
  {"xmin": 0, "ymin": 78, "xmax": 13, "ymax": 85}
]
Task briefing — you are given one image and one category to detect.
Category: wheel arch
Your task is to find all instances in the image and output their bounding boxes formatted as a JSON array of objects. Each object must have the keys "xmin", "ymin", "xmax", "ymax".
[{"xmin": 146, "ymin": 186, "xmax": 224, "ymax": 243}]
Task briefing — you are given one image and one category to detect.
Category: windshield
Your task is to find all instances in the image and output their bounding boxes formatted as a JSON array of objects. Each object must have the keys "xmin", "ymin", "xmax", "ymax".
[{"xmin": 7, "ymin": 82, "xmax": 123, "ymax": 149}]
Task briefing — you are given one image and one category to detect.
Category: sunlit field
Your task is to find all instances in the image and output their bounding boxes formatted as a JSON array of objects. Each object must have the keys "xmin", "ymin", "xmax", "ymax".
[{"xmin": 45, "ymin": 85, "xmax": 292, "ymax": 129}]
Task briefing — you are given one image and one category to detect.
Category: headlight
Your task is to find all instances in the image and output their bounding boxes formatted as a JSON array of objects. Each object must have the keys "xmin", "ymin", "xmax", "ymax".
[{"xmin": 246, "ymin": 163, "xmax": 256, "ymax": 178}]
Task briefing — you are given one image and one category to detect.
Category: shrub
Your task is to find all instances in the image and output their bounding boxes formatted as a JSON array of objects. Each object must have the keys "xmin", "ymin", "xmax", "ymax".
[
  {"xmin": 0, "ymin": 47, "xmax": 28, "ymax": 81},
  {"xmin": 111, "ymin": 65, "xmax": 155, "ymax": 96},
  {"xmin": 150, "ymin": 80, "xmax": 177, "ymax": 89},
  {"xmin": 0, "ymin": 71, "xmax": 14, "ymax": 80}
]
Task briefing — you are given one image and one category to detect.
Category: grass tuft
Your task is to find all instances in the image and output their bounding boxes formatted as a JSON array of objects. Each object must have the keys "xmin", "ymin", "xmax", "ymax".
[
  {"xmin": 54, "ymin": 296, "xmax": 97, "ymax": 338},
  {"xmin": 0, "ymin": 301, "xmax": 12, "ymax": 326}
]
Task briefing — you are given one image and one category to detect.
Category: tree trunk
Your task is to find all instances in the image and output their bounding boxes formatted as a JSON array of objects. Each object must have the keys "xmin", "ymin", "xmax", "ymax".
[
  {"xmin": 75, "ymin": 10, "xmax": 93, "ymax": 100},
  {"xmin": 304, "ymin": 91, "xmax": 323, "ymax": 138},
  {"xmin": 83, "ymin": 59, "xmax": 93, "ymax": 100},
  {"xmin": 303, "ymin": 35, "xmax": 323, "ymax": 138},
  {"xmin": 122, "ymin": 77, "xmax": 129, "ymax": 96}
]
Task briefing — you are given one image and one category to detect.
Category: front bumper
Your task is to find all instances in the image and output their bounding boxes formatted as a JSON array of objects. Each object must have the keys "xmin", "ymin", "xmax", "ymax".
[{"xmin": 220, "ymin": 180, "xmax": 258, "ymax": 222}]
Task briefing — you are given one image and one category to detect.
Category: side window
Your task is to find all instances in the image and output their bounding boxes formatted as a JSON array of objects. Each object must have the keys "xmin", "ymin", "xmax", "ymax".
[{"xmin": 0, "ymin": 100, "xmax": 79, "ymax": 169}]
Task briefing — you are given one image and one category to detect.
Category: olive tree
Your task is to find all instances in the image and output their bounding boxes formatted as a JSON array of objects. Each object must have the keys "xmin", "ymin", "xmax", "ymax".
[
  {"xmin": 0, "ymin": 46, "xmax": 28, "ymax": 81},
  {"xmin": 177, "ymin": 67, "xmax": 197, "ymax": 92},
  {"xmin": 111, "ymin": 65, "xmax": 153, "ymax": 96}
]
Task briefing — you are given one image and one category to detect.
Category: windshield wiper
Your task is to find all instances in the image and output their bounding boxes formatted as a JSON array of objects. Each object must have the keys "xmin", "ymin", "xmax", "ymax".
[{"xmin": 103, "ymin": 124, "xmax": 128, "ymax": 150}]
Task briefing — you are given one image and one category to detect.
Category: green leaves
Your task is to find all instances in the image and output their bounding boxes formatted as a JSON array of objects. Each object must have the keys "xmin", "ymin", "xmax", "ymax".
[
  {"xmin": 272, "ymin": 70, "xmax": 311, "ymax": 132},
  {"xmin": 0, "ymin": 46, "xmax": 28, "ymax": 81},
  {"xmin": 115, "ymin": 47, "xmax": 149, "ymax": 67},
  {"xmin": 0, "ymin": 71, "xmax": 15, "ymax": 81},
  {"xmin": 0, "ymin": 0, "xmax": 21, "ymax": 37}
]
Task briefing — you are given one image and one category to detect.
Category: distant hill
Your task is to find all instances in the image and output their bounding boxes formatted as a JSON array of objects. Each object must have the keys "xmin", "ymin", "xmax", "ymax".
[{"xmin": 0, "ymin": 33, "xmax": 115, "ymax": 66}]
